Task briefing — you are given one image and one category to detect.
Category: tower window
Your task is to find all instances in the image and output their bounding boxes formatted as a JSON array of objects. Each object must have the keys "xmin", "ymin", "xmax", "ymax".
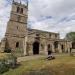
[
  {"xmin": 17, "ymin": 7, "xmax": 20, "ymax": 13},
  {"xmin": 20, "ymin": 8, "xmax": 23, "ymax": 14},
  {"xmin": 72, "ymin": 42, "xmax": 75, "ymax": 49},
  {"xmin": 16, "ymin": 42, "xmax": 19, "ymax": 48},
  {"xmin": 36, "ymin": 33, "xmax": 40, "ymax": 36},
  {"xmin": 17, "ymin": 26, "xmax": 18, "ymax": 29},
  {"xmin": 55, "ymin": 34, "xmax": 57, "ymax": 38}
]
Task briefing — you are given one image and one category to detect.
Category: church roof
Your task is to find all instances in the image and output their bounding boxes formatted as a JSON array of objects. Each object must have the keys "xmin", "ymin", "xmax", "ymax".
[{"xmin": 28, "ymin": 28, "xmax": 59, "ymax": 34}]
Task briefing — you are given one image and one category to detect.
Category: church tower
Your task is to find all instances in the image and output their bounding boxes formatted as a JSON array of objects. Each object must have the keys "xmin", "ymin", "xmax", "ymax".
[{"xmin": 5, "ymin": 0, "xmax": 28, "ymax": 53}]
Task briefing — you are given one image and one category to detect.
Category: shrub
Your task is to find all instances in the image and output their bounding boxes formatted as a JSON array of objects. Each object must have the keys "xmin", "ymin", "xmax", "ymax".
[
  {"xmin": 7, "ymin": 54, "xmax": 17, "ymax": 69},
  {"xmin": 4, "ymin": 48, "xmax": 11, "ymax": 53},
  {"xmin": 0, "ymin": 53, "xmax": 17, "ymax": 74},
  {"xmin": 0, "ymin": 59, "xmax": 9, "ymax": 74}
]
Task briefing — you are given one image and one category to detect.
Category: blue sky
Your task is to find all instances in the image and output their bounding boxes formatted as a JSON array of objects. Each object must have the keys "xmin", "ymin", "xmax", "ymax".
[{"xmin": 0, "ymin": 0, "xmax": 75, "ymax": 41}]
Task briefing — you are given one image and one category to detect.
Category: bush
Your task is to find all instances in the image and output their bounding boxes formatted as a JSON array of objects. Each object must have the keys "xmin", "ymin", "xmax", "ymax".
[
  {"xmin": 7, "ymin": 54, "xmax": 17, "ymax": 69},
  {"xmin": 12, "ymin": 48, "xmax": 23, "ymax": 57},
  {"xmin": 0, "ymin": 53, "xmax": 17, "ymax": 74},
  {"xmin": 4, "ymin": 48, "xmax": 11, "ymax": 53},
  {"xmin": 0, "ymin": 60, "xmax": 9, "ymax": 74}
]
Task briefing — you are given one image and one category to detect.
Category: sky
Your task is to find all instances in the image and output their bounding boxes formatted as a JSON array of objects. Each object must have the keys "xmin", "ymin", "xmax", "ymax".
[{"xmin": 0, "ymin": 0, "xmax": 75, "ymax": 41}]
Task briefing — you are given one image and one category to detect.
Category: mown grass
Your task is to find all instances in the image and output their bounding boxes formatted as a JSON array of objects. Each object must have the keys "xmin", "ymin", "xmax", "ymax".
[{"xmin": 1, "ymin": 56, "xmax": 75, "ymax": 75}]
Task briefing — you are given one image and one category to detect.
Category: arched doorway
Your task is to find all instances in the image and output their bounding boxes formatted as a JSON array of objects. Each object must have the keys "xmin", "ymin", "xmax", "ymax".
[
  {"xmin": 33, "ymin": 42, "xmax": 39, "ymax": 55},
  {"xmin": 47, "ymin": 44, "xmax": 52, "ymax": 55},
  {"xmin": 61, "ymin": 45, "xmax": 64, "ymax": 52}
]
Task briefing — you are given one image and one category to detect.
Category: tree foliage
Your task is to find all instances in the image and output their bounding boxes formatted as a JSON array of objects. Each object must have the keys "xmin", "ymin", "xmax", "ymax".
[{"xmin": 66, "ymin": 32, "xmax": 75, "ymax": 41}]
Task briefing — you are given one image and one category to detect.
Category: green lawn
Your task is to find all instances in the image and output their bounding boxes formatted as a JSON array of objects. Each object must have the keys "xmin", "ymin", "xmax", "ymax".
[{"xmin": 1, "ymin": 56, "xmax": 75, "ymax": 75}]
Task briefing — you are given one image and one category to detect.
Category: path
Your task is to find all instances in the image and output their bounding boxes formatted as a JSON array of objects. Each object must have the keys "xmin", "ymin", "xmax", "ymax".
[{"xmin": 17, "ymin": 53, "xmax": 71, "ymax": 62}]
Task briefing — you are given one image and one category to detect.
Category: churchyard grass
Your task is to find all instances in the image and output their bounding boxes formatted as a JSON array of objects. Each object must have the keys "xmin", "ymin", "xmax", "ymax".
[{"xmin": 1, "ymin": 55, "xmax": 75, "ymax": 75}]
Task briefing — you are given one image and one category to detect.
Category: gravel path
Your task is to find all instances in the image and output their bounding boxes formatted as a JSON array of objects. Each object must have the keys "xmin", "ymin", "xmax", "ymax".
[
  {"xmin": 17, "ymin": 55, "xmax": 45, "ymax": 62},
  {"xmin": 17, "ymin": 53, "xmax": 71, "ymax": 62}
]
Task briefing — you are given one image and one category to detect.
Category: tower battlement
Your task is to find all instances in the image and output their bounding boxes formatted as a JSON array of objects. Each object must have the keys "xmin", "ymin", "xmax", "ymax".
[{"xmin": 12, "ymin": 1, "xmax": 28, "ymax": 8}]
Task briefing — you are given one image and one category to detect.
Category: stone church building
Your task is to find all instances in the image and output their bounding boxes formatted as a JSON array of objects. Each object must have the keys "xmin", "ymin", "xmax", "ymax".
[{"xmin": 0, "ymin": 1, "xmax": 72, "ymax": 56}]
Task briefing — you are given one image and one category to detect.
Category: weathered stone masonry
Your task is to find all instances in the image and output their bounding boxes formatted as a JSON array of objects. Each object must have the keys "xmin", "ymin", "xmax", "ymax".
[{"xmin": 0, "ymin": 1, "xmax": 72, "ymax": 56}]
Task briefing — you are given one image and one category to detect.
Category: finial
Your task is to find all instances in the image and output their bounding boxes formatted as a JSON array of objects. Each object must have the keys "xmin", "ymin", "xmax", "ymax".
[{"xmin": 20, "ymin": 0, "xmax": 21, "ymax": 4}]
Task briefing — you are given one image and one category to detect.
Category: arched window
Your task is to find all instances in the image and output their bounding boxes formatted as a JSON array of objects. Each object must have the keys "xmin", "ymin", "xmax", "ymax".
[
  {"xmin": 54, "ymin": 41, "xmax": 58, "ymax": 48},
  {"xmin": 36, "ymin": 33, "xmax": 40, "ymax": 36},
  {"xmin": 55, "ymin": 34, "xmax": 57, "ymax": 38},
  {"xmin": 72, "ymin": 42, "xmax": 75, "ymax": 49},
  {"xmin": 49, "ymin": 34, "xmax": 51, "ymax": 38},
  {"xmin": 16, "ymin": 42, "xmax": 19, "ymax": 48},
  {"xmin": 17, "ymin": 7, "xmax": 20, "ymax": 13},
  {"xmin": 17, "ymin": 26, "xmax": 18, "ymax": 29},
  {"xmin": 20, "ymin": 8, "xmax": 23, "ymax": 14}
]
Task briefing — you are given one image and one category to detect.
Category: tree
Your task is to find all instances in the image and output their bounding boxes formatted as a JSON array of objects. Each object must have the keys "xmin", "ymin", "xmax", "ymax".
[{"xmin": 65, "ymin": 32, "xmax": 75, "ymax": 41}]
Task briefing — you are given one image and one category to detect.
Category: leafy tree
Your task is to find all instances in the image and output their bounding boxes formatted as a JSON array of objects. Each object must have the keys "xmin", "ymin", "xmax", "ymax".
[{"xmin": 66, "ymin": 32, "xmax": 75, "ymax": 41}]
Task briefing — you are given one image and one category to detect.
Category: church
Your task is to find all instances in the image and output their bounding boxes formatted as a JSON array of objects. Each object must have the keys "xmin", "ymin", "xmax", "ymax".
[{"xmin": 0, "ymin": 1, "xmax": 72, "ymax": 56}]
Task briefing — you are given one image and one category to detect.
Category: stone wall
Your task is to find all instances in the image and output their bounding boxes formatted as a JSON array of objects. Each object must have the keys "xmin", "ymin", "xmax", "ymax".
[
  {"xmin": 0, "ymin": 42, "xmax": 1, "ymax": 51},
  {"xmin": 1, "ymin": 1, "xmax": 72, "ymax": 56},
  {"xmin": 0, "ymin": 38, "xmax": 6, "ymax": 52},
  {"xmin": 24, "ymin": 35, "xmax": 72, "ymax": 56}
]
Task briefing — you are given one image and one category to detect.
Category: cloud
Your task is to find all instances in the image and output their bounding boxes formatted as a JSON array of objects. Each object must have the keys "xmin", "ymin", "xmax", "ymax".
[
  {"xmin": 28, "ymin": 0, "xmax": 75, "ymax": 38},
  {"xmin": 0, "ymin": 0, "xmax": 11, "ymax": 41},
  {"xmin": 0, "ymin": 0, "xmax": 75, "ymax": 41}
]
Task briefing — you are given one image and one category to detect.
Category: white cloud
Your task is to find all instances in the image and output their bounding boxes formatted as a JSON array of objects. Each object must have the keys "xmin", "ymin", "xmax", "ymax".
[
  {"xmin": 0, "ymin": 0, "xmax": 11, "ymax": 41},
  {"xmin": 28, "ymin": 0, "xmax": 75, "ymax": 38},
  {"xmin": 0, "ymin": 0, "xmax": 75, "ymax": 41}
]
